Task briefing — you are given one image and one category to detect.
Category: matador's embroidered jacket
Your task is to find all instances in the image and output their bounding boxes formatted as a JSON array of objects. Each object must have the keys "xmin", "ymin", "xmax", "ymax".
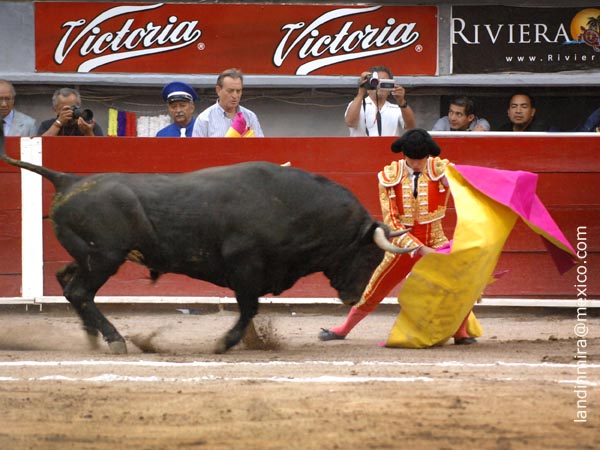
[
  {"xmin": 378, "ymin": 156, "xmax": 450, "ymax": 249},
  {"xmin": 356, "ymin": 156, "xmax": 451, "ymax": 310}
]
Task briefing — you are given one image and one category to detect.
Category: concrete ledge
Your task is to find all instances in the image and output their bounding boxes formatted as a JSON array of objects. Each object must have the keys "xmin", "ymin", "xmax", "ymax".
[
  {"xmin": 0, "ymin": 296, "xmax": 596, "ymax": 308},
  {"xmin": 3, "ymin": 72, "xmax": 600, "ymax": 88}
]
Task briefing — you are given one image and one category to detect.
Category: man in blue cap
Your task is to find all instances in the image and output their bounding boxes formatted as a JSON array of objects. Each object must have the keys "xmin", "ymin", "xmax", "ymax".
[{"xmin": 156, "ymin": 81, "xmax": 198, "ymax": 137}]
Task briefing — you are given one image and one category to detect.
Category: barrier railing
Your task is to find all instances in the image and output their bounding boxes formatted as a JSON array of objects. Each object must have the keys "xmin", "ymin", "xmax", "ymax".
[{"xmin": 1, "ymin": 134, "xmax": 598, "ymax": 306}]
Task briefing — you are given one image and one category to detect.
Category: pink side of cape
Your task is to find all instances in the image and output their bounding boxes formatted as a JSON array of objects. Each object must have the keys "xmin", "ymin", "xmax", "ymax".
[{"xmin": 452, "ymin": 164, "xmax": 576, "ymax": 274}]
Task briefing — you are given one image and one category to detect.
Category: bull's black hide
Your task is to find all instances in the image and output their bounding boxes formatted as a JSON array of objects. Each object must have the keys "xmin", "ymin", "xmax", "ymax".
[{"xmin": 0, "ymin": 132, "xmax": 403, "ymax": 353}]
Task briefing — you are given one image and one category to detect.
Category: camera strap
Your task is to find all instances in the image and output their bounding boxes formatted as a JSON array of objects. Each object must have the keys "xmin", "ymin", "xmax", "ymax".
[{"xmin": 363, "ymin": 96, "xmax": 382, "ymax": 136}]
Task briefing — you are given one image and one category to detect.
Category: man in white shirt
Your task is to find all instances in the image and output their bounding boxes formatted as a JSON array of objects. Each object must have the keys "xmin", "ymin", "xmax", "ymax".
[
  {"xmin": 192, "ymin": 68, "xmax": 263, "ymax": 137},
  {"xmin": 345, "ymin": 66, "xmax": 416, "ymax": 136}
]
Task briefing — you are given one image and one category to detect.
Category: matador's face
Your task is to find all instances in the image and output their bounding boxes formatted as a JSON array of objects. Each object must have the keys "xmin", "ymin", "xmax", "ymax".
[{"xmin": 405, "ymin": 157, "xmax": 427, "ymax": 173}]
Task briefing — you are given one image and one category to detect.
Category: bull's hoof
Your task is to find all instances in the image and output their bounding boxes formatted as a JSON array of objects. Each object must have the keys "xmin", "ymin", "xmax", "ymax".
[
  {"xmin": 214, "ymin": 337, "xmax": 229, "ymax": 354},
  {"xmin": 108, "ymin": 340, "xmax": 128, "ymax": 354}
]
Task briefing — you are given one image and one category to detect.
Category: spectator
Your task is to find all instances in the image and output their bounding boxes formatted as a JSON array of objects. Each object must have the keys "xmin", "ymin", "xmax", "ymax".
[
  {"xmin": 432, "ymin": 95, "xmax": 490, "ymax": 131},
  {"xmin": 192, "ymin": 68, "xmax": 263, "ymax": 137},
  {"xmin": 497, "ymin": 92, "xmax": 547, "ymax": 132},
  {"xmin": 318, "ymin": 129, "xmax": 477, "ymax": 345},
  {"xmin": 0, "ymin": 80, "xmax": 37, "ymax": 136},
  {"xmin": 38, "ymin": 87, "xmax": 103, "ymax": 136},
  {"xmin": 345, "ymin": 65, "xmax": 416, "ymax": 136},
  {"xmin": 574, "ymin": 106, "xmax": 600, "ymax": 132},
  {"xmin": 156, "ymin": 81, "xmax": 198, "ymax": 137}
]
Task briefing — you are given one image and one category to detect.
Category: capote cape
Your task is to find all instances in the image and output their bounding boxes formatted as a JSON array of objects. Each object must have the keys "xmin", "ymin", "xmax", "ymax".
[{"xmin": 386, "ymin": 164, "xmax": 577, "ymax": 348}]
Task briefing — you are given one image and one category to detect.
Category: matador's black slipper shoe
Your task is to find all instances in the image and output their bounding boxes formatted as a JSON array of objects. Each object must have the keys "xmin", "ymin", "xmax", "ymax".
[
  {"xmin": 318, "ymin": 328, "xmax": 346, "ymax": 341},
  {"xmin": 454, "ymin": 337, "xmax": 477, "ymax": 345}
]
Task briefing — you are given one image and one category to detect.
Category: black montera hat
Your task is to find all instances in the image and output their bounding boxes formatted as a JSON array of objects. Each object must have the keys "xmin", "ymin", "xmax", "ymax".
[{"xmin": 390, "ymin": 128, "xmax": 441, "ymax": 159}]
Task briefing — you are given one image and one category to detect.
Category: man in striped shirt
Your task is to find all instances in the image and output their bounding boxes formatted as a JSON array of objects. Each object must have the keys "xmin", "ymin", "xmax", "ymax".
[{"xmin": 192, "ymin": 68, "xmax": 264, "ymax": 137}]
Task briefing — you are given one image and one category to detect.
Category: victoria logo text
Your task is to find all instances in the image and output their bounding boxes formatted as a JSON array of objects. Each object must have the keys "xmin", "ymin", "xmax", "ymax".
[
  {"xmin": 273, "ymin": 6, "xmax": 421, "ymax": 75},
  {"xmin": 53, "ymin": 3, "xmax": 202, "ymax": 72}
]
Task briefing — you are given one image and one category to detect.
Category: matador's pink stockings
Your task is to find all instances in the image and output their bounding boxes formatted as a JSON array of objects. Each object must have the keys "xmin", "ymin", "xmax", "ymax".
[{"xmin": 329, "ymin": 307, "xmax": 369, "ymax": 337}]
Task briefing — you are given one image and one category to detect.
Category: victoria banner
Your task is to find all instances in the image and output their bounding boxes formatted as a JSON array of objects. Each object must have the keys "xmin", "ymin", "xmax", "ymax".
[
  {"xmin": 452, "ymin": 6, "xmax": 600, "ymax": 74},
  {"xmin": 34, "ymin": 2, "xmax": 438, "ymax": 76}
]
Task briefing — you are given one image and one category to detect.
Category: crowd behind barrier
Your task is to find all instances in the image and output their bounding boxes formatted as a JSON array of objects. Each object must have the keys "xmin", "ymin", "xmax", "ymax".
[{"xmin": 3, "ymin": 79, "xmax": 600, "ymax": 138}]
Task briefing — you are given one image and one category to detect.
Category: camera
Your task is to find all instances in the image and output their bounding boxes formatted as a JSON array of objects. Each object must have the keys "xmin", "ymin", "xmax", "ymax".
[
  {"xmin": 362, "ymin": 71, "xmax": 379, "ymax": 90},
  {"xmin": 377, "ymin": 79, "xmax": 396, "ymax": 90},
  {"xmin": 70, "ymin": 105, "xmax": 94, "ymax": 123},
  {"xmin": 361, "ymin": 72, "xmax": 395, "ymax": 91}
]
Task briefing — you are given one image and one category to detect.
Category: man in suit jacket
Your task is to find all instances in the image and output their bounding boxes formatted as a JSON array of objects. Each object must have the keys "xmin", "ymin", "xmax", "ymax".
[{"xmin": 0, "ymin": 80, "xmax": 37, "ymax": 137}]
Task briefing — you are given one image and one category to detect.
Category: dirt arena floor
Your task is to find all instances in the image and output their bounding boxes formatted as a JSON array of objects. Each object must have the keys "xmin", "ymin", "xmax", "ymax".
[{"xmin": 0, "ymin": 302, "xmax": 597, "ymax": 450}]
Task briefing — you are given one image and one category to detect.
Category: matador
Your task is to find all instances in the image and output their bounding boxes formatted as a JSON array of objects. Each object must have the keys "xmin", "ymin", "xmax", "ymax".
[{"xmin": 319, "ymin": 129, "xmax": 479, "ymax": 345}]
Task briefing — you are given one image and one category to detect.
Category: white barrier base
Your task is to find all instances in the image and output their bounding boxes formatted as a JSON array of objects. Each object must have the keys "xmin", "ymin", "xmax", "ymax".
[{"xmin": 1, "ymin": 296, "xmax": 598, "ymax": 308}]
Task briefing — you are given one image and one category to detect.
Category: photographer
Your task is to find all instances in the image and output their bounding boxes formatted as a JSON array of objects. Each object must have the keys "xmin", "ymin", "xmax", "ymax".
[
  {"xmin": 38, "ymin": 87, "xmax": 103, "ymax": 136},
  {"xmin": 345, "ymin": 65, "xmax": 416, "ymax": 136}
]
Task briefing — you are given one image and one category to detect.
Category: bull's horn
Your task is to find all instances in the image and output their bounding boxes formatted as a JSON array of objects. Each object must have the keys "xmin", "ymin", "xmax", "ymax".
[
  {"xmin": 373, "ymin": 227, "xmax": 419, "ymax": 255},
  {"xmin": 389, "ymin": 228, "xmax": 411, "ymax": 238}
]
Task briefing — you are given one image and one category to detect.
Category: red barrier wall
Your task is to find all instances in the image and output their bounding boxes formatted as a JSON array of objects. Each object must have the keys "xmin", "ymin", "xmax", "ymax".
[{"xmin": 1, "ymin": 135, "xmax": 598, "ymax": 299}]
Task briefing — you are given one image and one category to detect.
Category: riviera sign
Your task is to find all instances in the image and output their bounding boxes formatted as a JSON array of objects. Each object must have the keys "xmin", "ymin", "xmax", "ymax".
[{"xmin": 452, "ymin": 6, "xmax": 600, "ymax": 74}]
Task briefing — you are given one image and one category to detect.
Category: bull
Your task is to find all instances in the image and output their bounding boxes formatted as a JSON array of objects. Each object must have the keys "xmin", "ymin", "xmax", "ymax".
[{"xmin": 0, "ymin": 132, "xmax": 413, "ymax": 353}]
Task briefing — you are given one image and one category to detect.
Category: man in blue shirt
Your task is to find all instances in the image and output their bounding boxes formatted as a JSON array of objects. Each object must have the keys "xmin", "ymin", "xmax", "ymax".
[{"xmin": 156, "ymin": 81, "xmax": 198, "ymax": 137}]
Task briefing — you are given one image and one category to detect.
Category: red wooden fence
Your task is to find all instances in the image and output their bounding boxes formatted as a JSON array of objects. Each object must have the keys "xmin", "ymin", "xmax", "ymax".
[{"xmin": 1, "ymin": 135, "xmax": 598, "ymax": 299}]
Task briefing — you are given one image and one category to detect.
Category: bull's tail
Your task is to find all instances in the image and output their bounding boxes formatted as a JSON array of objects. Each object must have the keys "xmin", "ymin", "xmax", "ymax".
[{"xmin": 0, "ymin": 129, "xmax": 79, "ymax": 190}]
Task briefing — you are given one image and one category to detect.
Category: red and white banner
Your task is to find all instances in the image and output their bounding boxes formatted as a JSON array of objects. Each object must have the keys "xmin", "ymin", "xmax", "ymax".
[{"xmin": 34, "ymin": 2, "xmax": 438, "ymax": 76}]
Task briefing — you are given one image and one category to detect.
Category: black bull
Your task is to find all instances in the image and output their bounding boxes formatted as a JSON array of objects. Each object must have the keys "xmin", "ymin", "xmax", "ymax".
[{"xmin": 0, "ymin": 133, "xmax": 412, "ymax": 353}]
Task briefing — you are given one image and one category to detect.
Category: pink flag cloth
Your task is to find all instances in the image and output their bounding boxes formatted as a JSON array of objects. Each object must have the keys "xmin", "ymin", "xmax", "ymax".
[
  {"xmin": 225, "ymin": 112, "xmax": 254, "ymax": 137},
  {"xmin": 230, "ymin": 112, "xmax": 247, "ymax": 134}
]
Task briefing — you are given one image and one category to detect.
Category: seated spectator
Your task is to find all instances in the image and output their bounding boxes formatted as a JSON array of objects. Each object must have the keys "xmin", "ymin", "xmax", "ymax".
[
  {"xmin": 431, "ymin": 96, "xmax": 490, "ymax": 131},
  {"xmin": 156, "ymin": 81, "xmax": 198, "ymax": 137},
  {"xmin": 38, "ymin": 87, "xmax": 103, "ymax": 136},
  {"xmin": 497, "ymin": 92, "xmax": 547, "ymax": 132},
  {"xmin": 0, "ymin": 80, "xmax": 37, "ymax": 136},
  {"xmin": 192, "ymin": 68, "xmax": 263, "ymax": 137},
  {"xmin": 574, "ymin": 106, "xmax": 600, "ymax": 132}
]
